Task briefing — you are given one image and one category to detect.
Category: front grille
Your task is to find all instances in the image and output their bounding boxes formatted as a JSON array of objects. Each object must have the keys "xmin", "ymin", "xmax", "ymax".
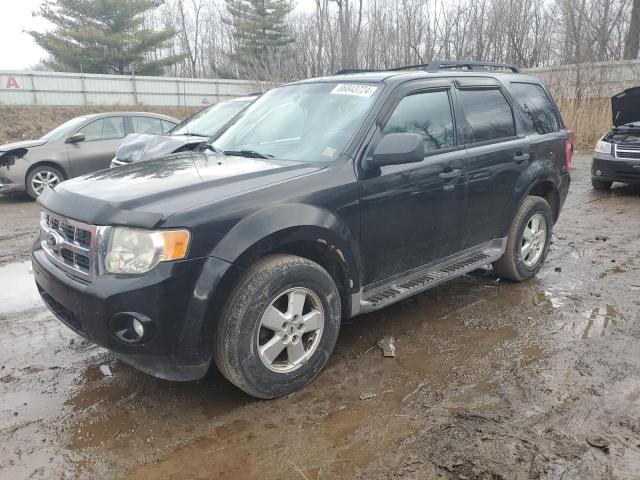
[
  {"xmin": 41, "ymin": 210, "xmax": 99, "ymax": 282},
  {"xmin": 615, "ymin": 144, "xmax": 640, "ymax": 159}
]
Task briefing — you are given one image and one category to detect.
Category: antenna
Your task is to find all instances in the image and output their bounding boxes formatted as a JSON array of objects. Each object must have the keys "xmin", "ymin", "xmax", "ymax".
[{"xmin": 183, "ymin": 72, "xmax": 188, "ymax": 137}]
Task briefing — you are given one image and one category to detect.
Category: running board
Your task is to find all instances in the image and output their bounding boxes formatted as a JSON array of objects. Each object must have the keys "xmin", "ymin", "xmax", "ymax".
[{"xmin": 351, "ymin": 238, "xmax": 506, "ymax": 316}]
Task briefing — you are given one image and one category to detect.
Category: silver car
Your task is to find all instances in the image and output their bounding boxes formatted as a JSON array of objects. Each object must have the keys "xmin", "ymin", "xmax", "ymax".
[
  {"xmin": 0, "ymin": 112, "xmax": 178, "ymax": 198},
  {"xmin": 111, "ymin": 95, "xmax": 258, "ymax": 167}
]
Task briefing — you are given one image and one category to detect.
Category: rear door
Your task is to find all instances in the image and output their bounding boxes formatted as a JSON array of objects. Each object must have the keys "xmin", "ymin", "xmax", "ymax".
[
  {"xmin": 358, "ymin": 80, "xmax": 468, "ymax": 286},
  {"xmin": 67, "ymin": 116, "xmax": 127, "ymax": 177},
  {"xmin": 454, "ymin": 78, "xmax": 531, "ymax": 249},
  {"xmin": 508, "ymin": 81, "xmax": 566, "ymax": 177}
]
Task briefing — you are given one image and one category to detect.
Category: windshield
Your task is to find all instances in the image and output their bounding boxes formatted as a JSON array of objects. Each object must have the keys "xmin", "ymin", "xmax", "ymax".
[
  {"xmin": 213, "ymin": 82, "xmax": 381, "ymax": 162},
  {"xmin": 41, "ymin": 116, "xmax": 89, "ymax": 141},
  {"xmin": 170, "ymin": 100, "xmax": 251, "ymax": 136}
]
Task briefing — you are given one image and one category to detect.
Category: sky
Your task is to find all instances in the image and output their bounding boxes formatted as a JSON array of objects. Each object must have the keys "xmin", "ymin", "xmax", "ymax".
[{"xmin": 0, "ymin": 0, "xmax": 318, "ymax": 71}]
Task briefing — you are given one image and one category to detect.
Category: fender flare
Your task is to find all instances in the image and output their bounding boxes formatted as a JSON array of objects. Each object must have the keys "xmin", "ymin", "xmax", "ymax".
[{"xmin": 211, "ymin": 203, "xmax": 363, "ymax": 292}]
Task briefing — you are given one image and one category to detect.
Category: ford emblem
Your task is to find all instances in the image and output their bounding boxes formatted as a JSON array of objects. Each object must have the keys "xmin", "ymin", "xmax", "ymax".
[{"xmin": 46, "ymin": 231, "xmax": 64, "ymax": 252}]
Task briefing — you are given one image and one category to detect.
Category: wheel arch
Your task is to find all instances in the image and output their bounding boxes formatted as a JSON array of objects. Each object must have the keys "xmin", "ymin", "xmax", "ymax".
[
  {"xmin": 210, "ymin": 203, "xmax": 362, "ymax": 319},
  {"xmin": 25, "ymin": 160, "xmax": 68, "ymax": 185},
  {"xmin": 525, "ymin": 179, "xmax": 560, "ymax": 222}
]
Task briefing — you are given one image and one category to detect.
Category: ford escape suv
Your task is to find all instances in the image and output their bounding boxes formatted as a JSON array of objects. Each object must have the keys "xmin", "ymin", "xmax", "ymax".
[{"xmin": 32, "ymin": 60, "xmax": 572, "ymax": 399}]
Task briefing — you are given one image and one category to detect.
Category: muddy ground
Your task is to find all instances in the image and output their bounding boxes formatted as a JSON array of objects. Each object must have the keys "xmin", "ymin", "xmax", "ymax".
[{"xmin": 1, "ymin": 155, "xmax": 639, "ymax": 480}]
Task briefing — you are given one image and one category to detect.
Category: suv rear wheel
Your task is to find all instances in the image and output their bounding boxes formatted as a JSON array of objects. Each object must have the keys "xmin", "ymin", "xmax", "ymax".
[
  {"xmin": 214, "ymin": 254, "xmax": 341, "ymax": 399},
  {"xmin": 492, "ymin": 196, "xmax": 553, "ymax": 282},
  {"xmin": 591, "ymin": 178, "xmax": 612, "ymax": 191}
]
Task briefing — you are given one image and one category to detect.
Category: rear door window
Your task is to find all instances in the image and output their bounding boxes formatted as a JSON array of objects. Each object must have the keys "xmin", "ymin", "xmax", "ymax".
[
  {"xmin": 383, "ymin": 89, "xmax": 456, "ymax": 153},
  {"xmin": 457, "ymin": 89, "xmax": 516, "ymax": 144},
  {"xmin": 79, "ymin": 117, "xmax": 126, "ymax": 141},
  {"xmin": 132, "ymin": 116, "xmax": 164, "ymax": 135},
  {"xmin": 510, "ymin": 82, "xmax": 561, "ymax": 134}
]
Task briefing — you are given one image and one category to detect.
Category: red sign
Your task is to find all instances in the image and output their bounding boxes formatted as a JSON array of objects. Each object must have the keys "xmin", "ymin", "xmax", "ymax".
[{"xmin": 5, "ymin": 76, "xmax": 20, "ymax": 89}]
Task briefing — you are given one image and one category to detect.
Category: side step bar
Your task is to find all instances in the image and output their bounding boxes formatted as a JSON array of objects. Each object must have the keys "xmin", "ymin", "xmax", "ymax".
[{"xmin": 351, "ymin": 238, "xmax": 506, "ymax": 316}]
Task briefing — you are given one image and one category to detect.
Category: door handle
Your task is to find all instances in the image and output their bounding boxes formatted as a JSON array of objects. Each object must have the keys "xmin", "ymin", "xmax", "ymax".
[
  {"xmin": 513, "ymin": 152, "xmax": 530, "ymax": 163},
  {"xmin": 439, "ymin": 169, "xmax": 461, "ymax": 180}
]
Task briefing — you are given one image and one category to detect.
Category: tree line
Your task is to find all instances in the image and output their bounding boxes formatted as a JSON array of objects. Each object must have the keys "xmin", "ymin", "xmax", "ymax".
[{"xmin": 31, "ymin": 0, "xmax": 640, "ymax": 81}]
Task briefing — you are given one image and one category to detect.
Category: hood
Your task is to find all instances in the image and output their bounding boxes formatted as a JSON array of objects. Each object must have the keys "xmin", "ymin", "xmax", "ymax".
[
  {"xmin": 0, "ymin": 139, "xmax": 47, "ymax": 153},
  {"xmin": 39, "ymin": 152, "xmax": 326, "ymax": 228},
  {"xmin": 612, "ymin": 87, "xmax": 640, "ymax": 127},
  {"xmin": 115, "ymin": 133, "xmax": 207, "ymax": 164},
  {"xmin": 0, "ymin": 139, "xmax": 47, "ymax": 165}
]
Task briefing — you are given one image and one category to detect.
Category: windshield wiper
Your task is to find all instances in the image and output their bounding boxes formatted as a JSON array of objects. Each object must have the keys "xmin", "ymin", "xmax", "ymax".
[
  {"xmin": 223, "ymin": 149, "xmax": 273, "ymax": 159},
  {"xmin": 171, "ymin": 132, "xmax": 209, "ymax": 137}
]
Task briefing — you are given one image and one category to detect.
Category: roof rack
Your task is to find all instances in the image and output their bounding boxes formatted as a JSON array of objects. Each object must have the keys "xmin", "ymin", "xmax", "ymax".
[
  {"xmin": 335, "ymin": 60, "xmax": 520, "ymax": 76},
  {"xmin": 423, "ymin": 60, "xmax": 520, "ymax": 73}
]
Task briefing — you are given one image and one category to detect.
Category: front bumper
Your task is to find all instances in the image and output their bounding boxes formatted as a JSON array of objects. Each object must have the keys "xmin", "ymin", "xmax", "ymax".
[
  {"xmin": 0, "ymin": 182, "xmax": 24, "ymax": 194},
  {"xmin": 32, "ymin": 244, "xmax": 243, "ymax": 381},
  {"xmin": 592, "ymin": 153, "xmax": 640, "ymax": 184}
]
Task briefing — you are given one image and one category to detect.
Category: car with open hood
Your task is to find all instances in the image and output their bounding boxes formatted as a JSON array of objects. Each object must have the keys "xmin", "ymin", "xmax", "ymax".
[
  {"xmin": 110, "ymin": 95, "xmax": 258, "ymax": 168},
  {"xmin": 0, "ymin": 112, "xmax": 178, "ymax": 199},
  {"xmin": 32, "ymin": 60, "xmax": 572, "ymax": 399},
  {"xmin": 592, "ymin": 86, "xmax": 640, "ymax": 190}
]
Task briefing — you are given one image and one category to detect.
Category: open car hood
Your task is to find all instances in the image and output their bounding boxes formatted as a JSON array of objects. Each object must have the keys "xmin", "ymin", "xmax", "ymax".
[
  {"xmin": 115, "ymin": 133, "xmax": 208, "ymax": 164},
  {"xmin": 612, "ymin": 86, "xmax": 640, "ymax": 127}
]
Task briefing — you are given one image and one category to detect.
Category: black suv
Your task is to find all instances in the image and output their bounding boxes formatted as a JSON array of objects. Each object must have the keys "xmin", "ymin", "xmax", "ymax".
[
  {"xmin": 32, "ymin": 61, "xmax": 572, "ymax": 399},
  {"xmin": 592, "ymin": 86, "xmax": 640, "ymax": 190}
]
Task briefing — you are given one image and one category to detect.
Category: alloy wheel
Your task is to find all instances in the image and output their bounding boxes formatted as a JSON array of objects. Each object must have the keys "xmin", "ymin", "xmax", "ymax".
[
  {"xmin": 256, "ymin": 287, "xmax": 324, "ymax": 373},
  {"xmin": 31, "ymin": 170, "xmax": 61, "ymax": 195},
  {"xmin": 521, "ymin": 213, "xmax": 547, "ymax": 267}
]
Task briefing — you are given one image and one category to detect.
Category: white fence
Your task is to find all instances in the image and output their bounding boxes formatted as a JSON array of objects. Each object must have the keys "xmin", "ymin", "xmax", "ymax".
[
  {"xmin": 0, "ymin": 70, "xmax": 270, "ymax": 107},
  {"xmin": 1, "ymin": 61, "xmax": 638, "ymax": 107}
]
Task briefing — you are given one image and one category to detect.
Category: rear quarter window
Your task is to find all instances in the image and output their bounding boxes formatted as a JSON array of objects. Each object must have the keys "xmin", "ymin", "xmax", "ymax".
[
  {"xmin": 458, "ymin": 89, "xmax": 516, "ymax": 144},
  {"xmin": 510, "ymin": 82, "xmax": 561, "ymax": 134}
]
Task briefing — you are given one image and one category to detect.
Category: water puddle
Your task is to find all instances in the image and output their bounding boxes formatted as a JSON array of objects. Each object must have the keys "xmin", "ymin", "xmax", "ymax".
[
  {"xmin": 558, "ymin": 304, "xmax": 624, "ymax": 338},
  {"xmin": 0, "ymin": 261, "xmax": 42, "ymax": 314}
]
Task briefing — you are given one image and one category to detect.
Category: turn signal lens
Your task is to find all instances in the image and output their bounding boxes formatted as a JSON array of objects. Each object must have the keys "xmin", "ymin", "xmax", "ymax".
[{"xmin": 159, "ymin": 230, "xmax": 190, "ymax": 261}]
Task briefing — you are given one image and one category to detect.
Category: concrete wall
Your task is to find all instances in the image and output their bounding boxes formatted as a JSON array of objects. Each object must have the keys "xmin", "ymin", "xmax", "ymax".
[
  {"xmin": 0, "ymin": 71, "xmax": 270, "ymax": 107},
  {"xmin": 525, "ymin": 60, "xmax": 640, "ymax": 98}
]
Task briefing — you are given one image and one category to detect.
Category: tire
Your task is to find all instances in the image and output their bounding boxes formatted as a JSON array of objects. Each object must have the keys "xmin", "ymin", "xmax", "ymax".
[
  {"xmin": 492, "ymin": 196, "xmax": 554, "ymax": 282},
  {"xmin": 26, "ymin": 165, "xmax": 65, "ymax": 199},
  {"xmin": 591, "ymin": 178, "xmax": 612, "ymax": 191},
  {"xmin": 214, "ymin": 254, "xmax": 341, "ymax": 399}
]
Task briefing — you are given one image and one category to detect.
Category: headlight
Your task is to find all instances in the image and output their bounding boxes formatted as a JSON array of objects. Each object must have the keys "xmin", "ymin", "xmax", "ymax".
[
  {"xmin": 104, "ymin": 227, "xmax": 190, "ymax": 274},
  {"xmin": 594, "ymin": 140, "xmax": 612, "ymax": 154}
]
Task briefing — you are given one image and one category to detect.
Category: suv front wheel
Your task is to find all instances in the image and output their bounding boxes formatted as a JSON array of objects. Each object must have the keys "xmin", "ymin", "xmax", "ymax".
[
  {"xmin": 214, "ymin": 254, "xmax": 341, "ymax": 399},
  {"xmin": 492, "ymin": 196, "xmax": 554, "ymax": 282}
]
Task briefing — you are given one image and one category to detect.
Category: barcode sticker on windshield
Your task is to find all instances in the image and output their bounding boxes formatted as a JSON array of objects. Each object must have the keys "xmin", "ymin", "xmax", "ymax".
[{"xmin": 330, "ymin": 84, "xmax": 378, "ymax": 97}]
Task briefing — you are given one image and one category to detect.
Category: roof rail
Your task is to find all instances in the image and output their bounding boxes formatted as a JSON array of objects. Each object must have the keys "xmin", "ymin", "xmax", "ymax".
[
  {"xmin": 424, "ymin": 60, "xmax": 520, "ymax": 73},
  {"xmin": 334, "ymin": 60, "xmax": 520, "ymax": 76}
]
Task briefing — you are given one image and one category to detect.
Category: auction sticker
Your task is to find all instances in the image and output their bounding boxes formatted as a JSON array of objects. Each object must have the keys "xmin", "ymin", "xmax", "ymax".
[{"xmin": 330, "ymin": 84, "xmax": 378, "ymax": 97}]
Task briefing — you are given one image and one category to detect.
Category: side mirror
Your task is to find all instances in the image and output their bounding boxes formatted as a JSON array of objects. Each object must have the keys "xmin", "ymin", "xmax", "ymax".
[
  {"xmin": 368, "ymin": 133, "xmax": 425, "ymax": 168},
  {"xmin": 67, "ymin": 133, "xmax": 85, "ymax": 144}
]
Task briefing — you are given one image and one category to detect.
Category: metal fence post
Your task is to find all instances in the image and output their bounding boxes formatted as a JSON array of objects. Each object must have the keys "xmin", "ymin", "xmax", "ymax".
[
  {"xmin": 132, "ymin": 72, "xmax": 138, "ymax": 105},
  {"xmin": 80, "ymin": 72, "xmax": 88, "ymax": 105}
]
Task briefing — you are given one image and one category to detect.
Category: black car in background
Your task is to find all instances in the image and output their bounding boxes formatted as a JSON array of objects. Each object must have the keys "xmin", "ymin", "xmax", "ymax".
[
  {"xmin": 33, "ymin": 61, "xmax": 572, "ymax": 399},
  {"xmin": 110, "ymin": 95, "xmax": 258, "ymax": 167},
  {"xmin": 592, "ymin": 86, "xmax": 640, "ymax": 190}
]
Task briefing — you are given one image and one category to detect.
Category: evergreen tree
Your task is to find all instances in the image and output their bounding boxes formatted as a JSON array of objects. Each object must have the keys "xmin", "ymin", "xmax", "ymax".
[
  {"xmin": 224, "ymin": 0, "xmax": 295, "ymax": 78},
  {"xmin": 29, "ymin": 0, "xmax": 184, "ymax": 75}
]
